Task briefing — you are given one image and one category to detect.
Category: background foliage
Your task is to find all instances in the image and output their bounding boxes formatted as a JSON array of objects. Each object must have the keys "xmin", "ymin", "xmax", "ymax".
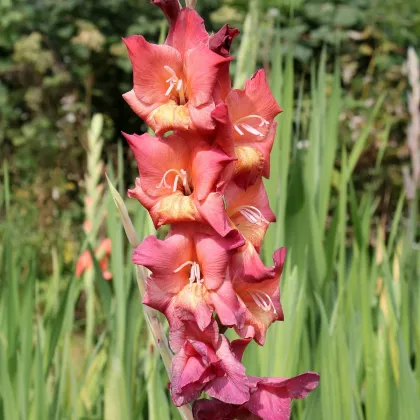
[{"xmin": 1, "ymin": 0, "xmax": 420, "ymax": 419}]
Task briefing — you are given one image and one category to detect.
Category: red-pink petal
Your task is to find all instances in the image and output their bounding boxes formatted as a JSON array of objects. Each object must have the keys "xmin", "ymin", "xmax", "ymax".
[
  {"xmin": 231, "ymin": 241, "xmax": 275, "ymax": 283},
  {"xmin": 194, "ymin": 232, "xmax": 231, "ymax": 290},
  {"xmin": 188, "ymin": 100, "xmax": 217, "ymax": 132},
  {"xmin": 180, "ymin": 352, "xmax": 209, "ymax": 388},
  {"xmin": 151, "ymin": 0, "xmax": 181, "ymax": 23},
  {"xmin": 191, "ymin": 141, "xmax": 235, "ymax": 201},
  {"xmin": 166, "ymin": 8, "xmax": 209, "ymax": 57},
  {"xmin": 245, "ymin": 372, "xmax": 320, "ymax": 419},
  {"xmin": 233, "ymin": 248, "xmax": 286, "ymax": 345},
  {"xmin": 225, "ymin": 179, "xmax": 275, "ymax": 251},
  {"xmin": 205, "ymin": 336, "xmax": 250, "ymax": 405},
  {"xmin": 233, "ymin": 121, "xmax": 277, "ymax": 190},
  {"xmin": 142, "ymin": 276, "xmax": 174, "ymax": 318},
  {"xmin": 227, "ymin": 69, "xmax": 282, "ymax": 138},
  {"xmin": 123, "ymin": 35, "xmax": 182, "ymax": 106},
  {"xmin": 209, "ymin": 25, "xmax": 239, "ymax": 101},
  {"xmin": 132, "ymin": 233, "xmax": 193, "ymax": 294},
  {"xmin": 165, "ymin": 8, "xmax": 209, "ymax": 57},
  {"xmin": 124, "ymin": 132, "xmax": 191, "ymax": 199},
  {"xmin": 196, "ymin": 193, "xmax": 244, "ymax": 246},
  {"xmin": 170, "ymin": 344, "xmax": 215, "ymax": 406},
  {"xmin": 253, "ymin": 372, "xmax": 320, "ymax": 399},
  {"xmin": 185, "ymin": 46, "xmax": 233, "ymax": 108},
  {"xmin": 230, "ymin": 339, "xmax": 252, "ymax": 363},
  {"xmin": 122, "ymin": 89, "xmax": 157, "ymax": 122},
  {"xmin": 169, "ymin": 319, "xmax": 220, "ymax": 353},
  {"xmin": 210, "ymin": 278, "xmax": 246, "ymax": 329},
  {"xmin": 210, "ymin": 103, "xmax": 236, "ymax": 161},
  {"xmin": 172, "ymin": 285, "xmax": 214, "ymax": 330}
]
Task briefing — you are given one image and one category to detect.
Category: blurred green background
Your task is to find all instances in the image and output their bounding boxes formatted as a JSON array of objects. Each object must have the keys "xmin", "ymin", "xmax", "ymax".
[{"xmin": 1, "ymin": 0, "xmax": 420, "ymax": 419}]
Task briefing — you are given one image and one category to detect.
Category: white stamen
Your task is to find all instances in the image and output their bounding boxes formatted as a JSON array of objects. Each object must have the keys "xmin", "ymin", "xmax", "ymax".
[
  {"xmin": 172, "ymin": 175, "xmax": 180, "ymax": 193},
  {"xmin": 163, "ymin": 66, "xmax": 186, "ymax": 104},
  {"xmin": 234, "ymin": 124, "xmax": 244, "ymax": 136},
  {"xmin": 156, "ymin": 169, "xmax": 180, "ymax": 189},
  {"xmin": 240, "ymin": 208, "xmax": 258, "ymax": 224},
  {"xmin": 164, "ymin": 65, "xmax": 176, "ymax": 78},
  {"xmin": 180, "ymin": 169, "xmax": 188, "ymax": 188},
  {"xmin": 156, "ymin": 168, "xmax": 191, "ymax": 195},
  {"xmin": 190, "ymin": 264, "xmax": 196, "ymax": 282},
  {"xmin": 240, "ymin": 123, "xmax": 264, "ymax": 137},
  {"xmin": 235, "ymin": 205, "xmax": 269, "ymax": 226},
  {"xmin": 234, "ymin": 115, "xmax": 269, "ymax": 137},
  {"xmin": 174, "ymin": 260, "xmax": 195, "ymax": 273},
  {"xmin": 248, "ymin": 291, "xmax": 277, "ymax": 314},
  {"xmin": 236, "ymin": 115, "xmax": 269, "ymax": 125},
  {"xmin": 253, "ymin": 292, "xmax": 270, "ymax": 310},
  {"xmin": 165, "ymin": 82, "xmax": 176, "ymax": 97},
  {"xmin": 174, "ymin": 261, "xmax": 203, "ymax": 284}
]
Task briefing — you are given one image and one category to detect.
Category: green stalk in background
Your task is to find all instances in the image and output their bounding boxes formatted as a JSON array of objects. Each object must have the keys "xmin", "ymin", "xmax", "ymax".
[{"xmin": 82, "ymin": 113, "xmax": 107, "ymax": 354}]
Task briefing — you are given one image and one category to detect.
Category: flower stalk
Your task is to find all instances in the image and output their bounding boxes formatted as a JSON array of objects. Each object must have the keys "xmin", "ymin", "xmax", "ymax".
[
  {"xmin": 113, "ymin": 0, "xmax": 320, "ymax": 418},
  {"xmin": 79, "ymin": 113, "xmax": 109, "ymax": 354}
]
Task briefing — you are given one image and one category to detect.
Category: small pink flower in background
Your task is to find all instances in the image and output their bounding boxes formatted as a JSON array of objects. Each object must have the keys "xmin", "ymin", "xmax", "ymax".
[
  {"xmin": 83, "ymin": 219, "xmax": 93, "ymax": 234},
  {"xmin": 76, "ymin": 238, "xmax": 112, "ymax": 280}
]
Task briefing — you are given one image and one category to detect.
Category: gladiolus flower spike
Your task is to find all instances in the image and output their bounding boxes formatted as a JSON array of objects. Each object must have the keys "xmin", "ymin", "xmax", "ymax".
[{"xmin": 124, "ymin": 2, "xmax": 319, "ymax": 418}]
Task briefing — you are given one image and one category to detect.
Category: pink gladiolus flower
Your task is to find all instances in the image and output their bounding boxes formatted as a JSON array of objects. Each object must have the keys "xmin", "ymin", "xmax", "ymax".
[
  {"xmin": 123, "ymin": 9, "xmax": 232, "ymax": 135},
  {"xmin": 226, "ymin": 69, "xmax": 282, "ymax": 189},
  {"xmin": 124, "ymin": 128, "xmax": 239, "ymax": 239},
  {"xmin": 169, "ymin": 320, "xmax": 250, "ymax": 407},
  {"xmin": 232, "ymin": 248, "xmax": 286, "ymax": 345},
  {"xmin": 132, "ymin": 223, "xmax": 245, "ymax": 331},
  {"xmin": 192, "ymin": 371, "xmax": 320, "ymax": 420},
  {"xmin": 124, "ymin": 2, "xmax": 319, "ymax": 416}
]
